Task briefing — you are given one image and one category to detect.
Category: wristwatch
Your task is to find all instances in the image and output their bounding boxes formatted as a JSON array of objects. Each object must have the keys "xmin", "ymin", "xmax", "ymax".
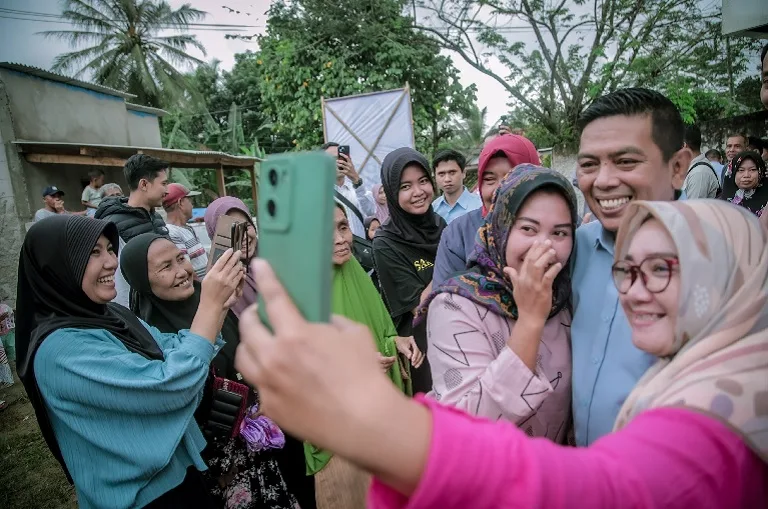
[{"xmin": 353, "ymin": 177, "xmax": 364, "ymax": 189}]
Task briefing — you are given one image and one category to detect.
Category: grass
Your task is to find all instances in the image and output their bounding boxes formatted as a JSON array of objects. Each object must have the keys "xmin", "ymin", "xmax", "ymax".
[{"xmin": 0, "ymin": 367, "xmax": 78, "ymax": 509}]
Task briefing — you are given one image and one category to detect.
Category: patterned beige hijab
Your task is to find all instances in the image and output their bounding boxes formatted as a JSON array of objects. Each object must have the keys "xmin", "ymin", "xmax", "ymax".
[{"xmin": 613, "ymin": 200, "xmax": 768, "ymax": 463}]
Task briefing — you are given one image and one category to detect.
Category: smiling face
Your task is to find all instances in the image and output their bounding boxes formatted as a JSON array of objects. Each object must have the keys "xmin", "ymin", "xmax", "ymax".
[
  {"xmin": 504, "ymin": 189, "xmax": 573, "ymax": 273},
  {"xmin": 481, "ymin": 155, "xmax": 514, "ymax": 211},
  {"xmin": 332, "ymin": 207, "xmax": 353, "ymax": 266},
  {"xmin": 735, "ymin": 158, "xmax": 760, "ymax": 190},
  {"xmin": 434, "ymin": 160, "xmax": 464, "ymax": 196},
  {"xmin": 147, "ymin": 238, "xmax": 194, "ymax": 301},
  {"xmin": 577, "ymin": 114, "xmax": 686, "ymax": 233},
  {"xmin": 226, "ymin": 209, "xmax": 257, "ymax": 259},
  {"xmin": 141, "ymin": 169, "xmax": 169, "ymax": 208},
  {"xmin": 81, "ymin": 234, "xmax": 118, "ymax": 304},
  {"xmin": 398, "ymin": 164, "xmax": 434, "ymax": 215},
  {"xmin": 618, "ymin": 219, "xmax": 680, "ymax": 356}
]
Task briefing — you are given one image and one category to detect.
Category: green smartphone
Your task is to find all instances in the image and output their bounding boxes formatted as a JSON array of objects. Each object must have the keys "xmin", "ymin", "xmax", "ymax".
[{"xmin": 257, "ymin": 151, "xmax": 336, "ymax": 326}]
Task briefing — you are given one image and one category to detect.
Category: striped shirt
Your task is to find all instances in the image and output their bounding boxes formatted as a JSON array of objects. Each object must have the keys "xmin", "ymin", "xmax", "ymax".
[{"xmin": 166, "ymin": 223, "xmax": 208, "ymax": 280}]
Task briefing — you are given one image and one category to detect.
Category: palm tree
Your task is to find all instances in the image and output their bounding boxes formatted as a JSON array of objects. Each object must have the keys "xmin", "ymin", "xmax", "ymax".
[
  {"xmin": 450, "ymin": 104, "xmax": 492, "ymax": 157},
  {"xmin": 41, "ymin": 0, "xmax": 207, "ymax": 107}
]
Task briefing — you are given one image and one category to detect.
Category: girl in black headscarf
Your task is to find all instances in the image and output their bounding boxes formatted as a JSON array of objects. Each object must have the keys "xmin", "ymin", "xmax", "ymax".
[
  {"xmin": 120, "ymin": 233, "xmax": 305, "ymax": 509},
  {"xmin": 15, "ymin": 215, "xmax": 242, "ymax": 509},
  {"xmin": 373, "ymin": 147, "xmax": 447, "ymax": 393}
]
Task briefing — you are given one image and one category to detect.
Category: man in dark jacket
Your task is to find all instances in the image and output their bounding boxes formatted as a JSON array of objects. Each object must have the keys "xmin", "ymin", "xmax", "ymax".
[{"xmin": 95, "ymin": 154, "xmax": 169, "ymax": 305}]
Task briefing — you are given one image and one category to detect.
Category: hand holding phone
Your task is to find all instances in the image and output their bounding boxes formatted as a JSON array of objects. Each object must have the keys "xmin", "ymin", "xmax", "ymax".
[
  {"xmin": 202, "ymin": 248, "xmax": 244, "ymax": 311},
  {"xmin": 257, "ymin": 151, "xmax": 336, "ymax": 325}
]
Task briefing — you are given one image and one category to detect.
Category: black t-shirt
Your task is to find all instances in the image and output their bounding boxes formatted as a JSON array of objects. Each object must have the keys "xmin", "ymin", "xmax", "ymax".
[{"xmin": 372, "ymin": 235, "xmax": 435, "ymax": 337}]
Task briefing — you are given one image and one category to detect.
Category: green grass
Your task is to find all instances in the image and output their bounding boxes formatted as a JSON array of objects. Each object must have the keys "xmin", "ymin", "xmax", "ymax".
[{"xmin": 0, "ymin": 367, "xmax": 77, "ymax": 509}]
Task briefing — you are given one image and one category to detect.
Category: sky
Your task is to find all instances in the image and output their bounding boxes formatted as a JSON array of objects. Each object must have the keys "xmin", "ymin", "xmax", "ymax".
[{"xmin": 0, "ymin": 0, "xmax": 516, "ymax": 126}]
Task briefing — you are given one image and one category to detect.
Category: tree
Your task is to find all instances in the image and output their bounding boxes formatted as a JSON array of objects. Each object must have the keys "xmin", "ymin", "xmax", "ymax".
[
  {"xmin": 42, "ymin": 0, "xmax": 207, "ymax": 108},
  {"xmin": 252, "ymin": 0, "xmax": 476, "ymax": 155},
  {"xmin": 416, "ymin": 0, "xmax": 760, "ymax": 147},
  {"xmin": 448, "ymin": 104, "xmax": 490, "ymax": 154}
]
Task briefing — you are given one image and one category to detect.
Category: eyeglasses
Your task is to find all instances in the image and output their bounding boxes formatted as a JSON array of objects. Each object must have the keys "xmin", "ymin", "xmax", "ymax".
[{"xmin": 611, "ymin": 257, "xmax": 679, "ymax": 294}]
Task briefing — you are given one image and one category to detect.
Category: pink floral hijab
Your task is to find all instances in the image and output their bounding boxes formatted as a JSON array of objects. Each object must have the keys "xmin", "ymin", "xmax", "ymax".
[{"xmin": 613, "ymin": 200, "xmax": 768, "ymax": 463}]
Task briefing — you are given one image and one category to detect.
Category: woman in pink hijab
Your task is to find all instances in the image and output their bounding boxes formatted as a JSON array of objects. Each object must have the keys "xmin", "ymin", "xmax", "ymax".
[{"xmin": 372, "ymin": 183, "xmax": 390, "ymax": 224}]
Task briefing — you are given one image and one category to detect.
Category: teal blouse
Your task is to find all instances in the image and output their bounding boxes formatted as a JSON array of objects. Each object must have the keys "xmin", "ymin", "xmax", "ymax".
[{"xmin": 34, "ymin": 320, "xmax": 222, "ymax": 509}]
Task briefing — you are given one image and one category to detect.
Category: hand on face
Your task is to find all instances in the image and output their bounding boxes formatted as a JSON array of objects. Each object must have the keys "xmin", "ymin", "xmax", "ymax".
[
  {"xmin": 235, "ymin": 259, "xmax": 390, "ymax": 448},
  {"xmin": 53, "ymin": 198, "xmax": 65, "ymax": 212},
  {"xmin": 503, "ymin": 239, "xmax": 562, "ymax": 322},
  {"xmin": 201, "ymin": 248, "xmax": 244, "ymax": 311}
]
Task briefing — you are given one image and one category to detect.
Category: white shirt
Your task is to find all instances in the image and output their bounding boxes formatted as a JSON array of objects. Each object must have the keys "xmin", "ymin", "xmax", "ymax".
[{"xmin": 335, "ymin": 179, "xmax": 375, "ymax": 238}]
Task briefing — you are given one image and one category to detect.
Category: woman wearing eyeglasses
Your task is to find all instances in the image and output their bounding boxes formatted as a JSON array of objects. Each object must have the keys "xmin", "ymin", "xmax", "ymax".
[{"xmin": 234, "ymin": 199, "xmax": 767, "ymax": 509}]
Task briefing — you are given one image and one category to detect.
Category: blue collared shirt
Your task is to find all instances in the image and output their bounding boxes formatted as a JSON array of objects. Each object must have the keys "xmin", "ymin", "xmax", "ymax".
[
  {"xmin": 432, "ymin": 188, "xmax": 482, "ymax": 224},
  {"xmin": 432, "ymin": 208, "xmax": 485, "ymax": 287},
  {"xmin": 571, "ymin": 220, "xmax": 656, "ymax": 446}
]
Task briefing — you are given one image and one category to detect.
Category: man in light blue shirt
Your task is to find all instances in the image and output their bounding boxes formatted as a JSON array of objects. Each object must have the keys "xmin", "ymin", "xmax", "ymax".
[
  {"xmin": 571, "ymin": 88, "xmax": 692, "ymax": 446},
  {"xmin": 432, "ymin": 149, "xmax": 482, "ymax": 224}
]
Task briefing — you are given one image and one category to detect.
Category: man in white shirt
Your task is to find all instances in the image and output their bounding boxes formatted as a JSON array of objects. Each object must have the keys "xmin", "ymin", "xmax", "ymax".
[
  {"xmin": 431, "ymin": 149, "xmax": 482, "ymax": 223},
  {"xmin": 323, "ymin": 142, "xmax": 375, "ymax": 237},
  {"xmin": 163, "ymin": 183, "xmax": 208, "ymax": 280},
  {"xmin": 682, "ymin": 125, "xmax": 720, "ymax": 199}
]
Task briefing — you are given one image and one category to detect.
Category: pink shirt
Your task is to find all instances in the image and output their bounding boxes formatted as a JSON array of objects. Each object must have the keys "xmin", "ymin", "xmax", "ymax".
[
  {"xmin": 369, "ymin": 398, "xmax": 767, "ymax": 509},
  {"xmin": 427, "ymin": 293, "xmax": 571, "ymax": 442}
]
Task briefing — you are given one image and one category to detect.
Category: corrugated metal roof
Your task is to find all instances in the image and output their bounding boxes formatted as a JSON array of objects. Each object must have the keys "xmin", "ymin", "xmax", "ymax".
[
  {"xmin": 125, "ymin": 102, "xmax": 169, "ymax": 117},
  {"xmin": 12, "ymin": 140, "xmax": 263, "ymax": 167},
  {"xmin": 0, "ymin": 62, "xmax": 136, "ymax": 100}
]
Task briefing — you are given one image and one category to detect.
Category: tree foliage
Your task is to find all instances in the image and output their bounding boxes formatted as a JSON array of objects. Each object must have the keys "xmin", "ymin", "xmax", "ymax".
[
  {"xmin": 252, "ymin": 0, "xmax": 476, "ymax": 155},
  {"xmin": 44, "ymin": 0, "xmax": 207, "ymax": 107},
  {"xmin": 417, "ymin": 0, "xmax": 761, "ymax": 147}
]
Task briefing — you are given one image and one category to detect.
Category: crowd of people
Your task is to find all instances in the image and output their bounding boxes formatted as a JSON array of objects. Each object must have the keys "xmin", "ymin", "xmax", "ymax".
[{"xmin": 7, "ymin": 45, "xmax": 768, "ymax": 509}]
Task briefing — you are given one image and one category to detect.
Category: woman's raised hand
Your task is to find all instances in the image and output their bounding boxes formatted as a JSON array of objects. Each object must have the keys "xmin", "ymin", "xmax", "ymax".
[
  {"xmin": 503, "ymin": 239, "xmax": 561, "ymax": 322},
  {"xmin": 201, "ymin": 248, "xmax": 244, "ymax": 311}
]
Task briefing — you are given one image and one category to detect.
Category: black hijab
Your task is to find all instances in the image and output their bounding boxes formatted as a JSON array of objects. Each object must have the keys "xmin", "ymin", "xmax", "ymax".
[
  {"xmin": 375, "ymin": 147, "xmax": 446, "ymax": 256},
  {"xmin": 120, "ymin": 233, "xmax": 241, "ymax": 380},
  {"xmin": 16, "ymin": 215, "xmax": 164, "ymax": 481},
  {"xmin": 720, "ymin": 151, "xmax": 768, "ymax": 217}
]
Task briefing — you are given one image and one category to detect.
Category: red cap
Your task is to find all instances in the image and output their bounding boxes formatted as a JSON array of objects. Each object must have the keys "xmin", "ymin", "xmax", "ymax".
[
  {"xmin": 477, "ymin": 134, "xmax": 540, "ymax": 216},
  {"xmin": 163, "ymin": 183, "xmax": 201, "ymax": 208}
]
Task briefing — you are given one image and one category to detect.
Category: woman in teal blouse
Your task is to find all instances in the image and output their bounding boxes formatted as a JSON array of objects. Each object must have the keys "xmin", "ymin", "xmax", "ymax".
[{"xmin": 15, "ymin": 215, "xmax": 244, "ymax": 509}]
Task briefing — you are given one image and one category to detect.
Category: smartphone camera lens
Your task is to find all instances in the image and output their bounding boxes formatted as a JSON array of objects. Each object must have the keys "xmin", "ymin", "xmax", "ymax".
[
  {"xmin": 268, "ymin": 169, "xmax": 278, "ymax": 187},
  {"xmin": 267, "ymin": 199, "xmax": 277, "ymax": 217}
]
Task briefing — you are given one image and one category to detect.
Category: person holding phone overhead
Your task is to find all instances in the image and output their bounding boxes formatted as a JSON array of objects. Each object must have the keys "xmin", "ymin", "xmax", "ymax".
[
  {"xmin": 15, "ymin": 215, "xmax": 242, "ymax": 509},
  {"xmin": 323, "ymin": 142, "xmax": 375, "ymax": 238},
  {"xmin": 373, "ymin": 147, "xmax": 446, "ymax": 394},
  {"xmin": 120, "ymin": 233, "xmax": 301, "ymax": 509}
]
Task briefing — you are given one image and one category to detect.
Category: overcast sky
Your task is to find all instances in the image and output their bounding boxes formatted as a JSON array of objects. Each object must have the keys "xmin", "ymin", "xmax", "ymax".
[{"xmin": 0, "ymin": 0, "xmax": 526, "ymax": 126}]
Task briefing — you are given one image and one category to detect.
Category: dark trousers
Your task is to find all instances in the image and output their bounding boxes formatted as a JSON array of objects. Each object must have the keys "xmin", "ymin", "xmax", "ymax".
[{"xmin": 144, "ymin": 467, "xmax": 214, "ymax": 508}]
